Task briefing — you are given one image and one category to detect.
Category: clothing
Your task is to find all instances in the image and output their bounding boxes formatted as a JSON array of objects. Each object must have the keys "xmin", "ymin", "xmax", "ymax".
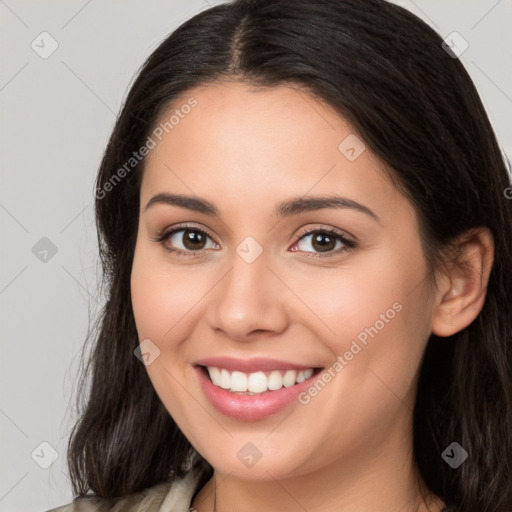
[{"xmin": 45, "ymin": 469, "xmax": 205, "ymax": 512}]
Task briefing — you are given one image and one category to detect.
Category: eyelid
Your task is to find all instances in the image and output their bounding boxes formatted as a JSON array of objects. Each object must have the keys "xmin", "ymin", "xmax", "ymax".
[
  {"xmin": 290, "ymin": 225, "xmax": 357, "ymax": 259},
  {"xmin": 293, "ymin": 223, "xmax": 356, "ymax": 243},
  {"xmin": 157, "ymin": 222, "xmax": 355, "ymax": 243},
  {"xmin": 152, "ymin": 222, "xmax": 357, "ymax": 258},
  {"xmin": 154, "ymin": 222, "xmax": 217, "ymax": 242}
]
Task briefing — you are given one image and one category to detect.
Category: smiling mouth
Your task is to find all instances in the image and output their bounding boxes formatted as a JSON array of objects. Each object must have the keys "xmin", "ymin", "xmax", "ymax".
[{"xmin": 199, "ymin": 365, "xmax": 323, "ymax": 395}]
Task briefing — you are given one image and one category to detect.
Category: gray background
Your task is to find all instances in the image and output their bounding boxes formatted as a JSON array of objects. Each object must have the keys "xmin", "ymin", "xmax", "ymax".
[{"xmin": 1, "ymin": 1, "xmax": 511, "ymax": 510}]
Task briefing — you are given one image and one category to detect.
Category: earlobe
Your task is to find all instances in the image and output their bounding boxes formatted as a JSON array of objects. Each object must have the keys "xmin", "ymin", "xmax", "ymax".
[{"xmin": 431, "ymin": 227, "xmax": 494, "ymax": 338}]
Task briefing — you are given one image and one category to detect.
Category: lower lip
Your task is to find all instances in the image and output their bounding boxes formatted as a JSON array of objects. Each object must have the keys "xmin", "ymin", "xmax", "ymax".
[{"xmin": 194, "ymin": 366, "xmax": 320, "ymax": 421}]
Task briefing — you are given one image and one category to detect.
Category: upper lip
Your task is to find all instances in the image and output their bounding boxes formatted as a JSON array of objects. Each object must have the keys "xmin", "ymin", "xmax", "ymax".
[{"xmin": 194, "ymin": 356, "xmax": 321, "ymax": 373}]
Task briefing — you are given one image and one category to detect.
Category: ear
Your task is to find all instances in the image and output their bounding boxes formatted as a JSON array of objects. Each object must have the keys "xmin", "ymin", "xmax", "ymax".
[{"xmin": 431, "ymin": 226, "xmax": 494, "ymax": 337}]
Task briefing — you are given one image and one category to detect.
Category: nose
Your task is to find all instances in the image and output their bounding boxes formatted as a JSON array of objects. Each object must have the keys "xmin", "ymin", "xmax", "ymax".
[{"xmin": 206, "ymin": 248, "xmax": 289, "ymax": 342}]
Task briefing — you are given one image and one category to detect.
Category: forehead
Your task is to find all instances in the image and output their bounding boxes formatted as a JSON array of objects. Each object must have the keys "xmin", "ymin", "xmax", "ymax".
[{"xmin": 140, "ymin": 81, "xmax": 405, "ymax": 223}]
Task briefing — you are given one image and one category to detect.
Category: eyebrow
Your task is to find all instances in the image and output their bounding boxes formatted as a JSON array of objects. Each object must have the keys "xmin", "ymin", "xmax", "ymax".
[{"xmin": 144, "ymin": 193, "xmax": 379, "ymax": 222}]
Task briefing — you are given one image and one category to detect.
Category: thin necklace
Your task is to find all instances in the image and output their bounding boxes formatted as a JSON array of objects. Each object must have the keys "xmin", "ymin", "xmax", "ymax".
[{"xmin": 212, "ymin": 473, "xmax": 217, "ymax": 512}]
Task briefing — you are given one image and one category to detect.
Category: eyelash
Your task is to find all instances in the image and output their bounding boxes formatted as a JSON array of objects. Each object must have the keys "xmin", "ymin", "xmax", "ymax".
[{"xmin": 151, "ymin": 223, "xmax": 357, "ymax": 259}]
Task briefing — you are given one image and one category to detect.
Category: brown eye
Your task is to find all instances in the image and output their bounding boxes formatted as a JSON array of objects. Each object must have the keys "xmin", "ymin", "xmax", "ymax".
[
  {"xmin": 310, "ymin": 232, "xmax": 337, "ymax": 252},
  {"xmin": 154, "ymin": 225, "xmax": 219, "ymax": 256},
  {"xmin": 179, "ymin": 229, "xmax": 207, "ymax": 250},
  {"xmin": 291, "ymin": 228, "xmax": 356, "ymax": 258}
]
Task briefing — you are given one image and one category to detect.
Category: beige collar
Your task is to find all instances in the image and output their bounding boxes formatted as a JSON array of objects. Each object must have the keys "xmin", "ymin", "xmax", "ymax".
[{"xmin": 159, "ymin": 468, "xmax": 205, "ymax": 512}]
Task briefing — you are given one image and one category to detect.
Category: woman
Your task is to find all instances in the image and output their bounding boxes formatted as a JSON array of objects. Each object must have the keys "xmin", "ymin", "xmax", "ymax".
[{"xmin": 49, "ymin": 0, "xmax": 512, "ymax": 510}]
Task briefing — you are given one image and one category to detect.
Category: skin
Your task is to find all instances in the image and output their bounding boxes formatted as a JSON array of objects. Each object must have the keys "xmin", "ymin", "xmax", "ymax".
[{"xmin": 130, "ymin": 81, "xmax": 494, "ymax": 511}]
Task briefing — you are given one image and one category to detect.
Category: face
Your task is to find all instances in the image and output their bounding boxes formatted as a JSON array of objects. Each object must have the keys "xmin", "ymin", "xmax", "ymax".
[{"xmin": 130, "ymin": 81, "xmax": 436, "ymax": 481}]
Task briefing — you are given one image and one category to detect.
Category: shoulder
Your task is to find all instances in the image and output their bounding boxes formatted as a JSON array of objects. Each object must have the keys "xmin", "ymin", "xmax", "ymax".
[
  {"xmin": 45, "ymin": 478, "xmax": 186, "ymax": 512},
  {"xmin": 46, "ymin": 457, "xmax": 209, "ymax": 512}
]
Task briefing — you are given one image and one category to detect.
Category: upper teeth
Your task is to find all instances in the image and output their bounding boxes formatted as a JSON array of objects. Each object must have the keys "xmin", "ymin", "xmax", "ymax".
[{"xmin": 206, "ymin": 367, "xmax": 315, "ymax": 394}]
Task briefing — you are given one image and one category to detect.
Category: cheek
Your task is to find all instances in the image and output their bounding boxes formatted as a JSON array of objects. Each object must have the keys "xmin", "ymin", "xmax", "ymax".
[
  {"xmin": 303, "ymin": 243, "xmax": 431, "ymax": 407},
  {"xmin": 130, "ymin": 248, "xmax": 208, "ymax": 342},
  {"xmin": 303, "ymin": 243, "xmax": 428, "ymax": 347},
  {"xmin": 130, "ymin": 248, "xmax": 214, "ymax": 411},
  {"xmin": 130, "ymin": 252, "xmax": 207, "ymax": 436}
]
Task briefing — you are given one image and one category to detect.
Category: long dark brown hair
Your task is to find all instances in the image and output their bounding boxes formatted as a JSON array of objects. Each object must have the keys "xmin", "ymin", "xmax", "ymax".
[{"xmin": 67, "ymin": 0, "xmax": 512, "ymax": 510}]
